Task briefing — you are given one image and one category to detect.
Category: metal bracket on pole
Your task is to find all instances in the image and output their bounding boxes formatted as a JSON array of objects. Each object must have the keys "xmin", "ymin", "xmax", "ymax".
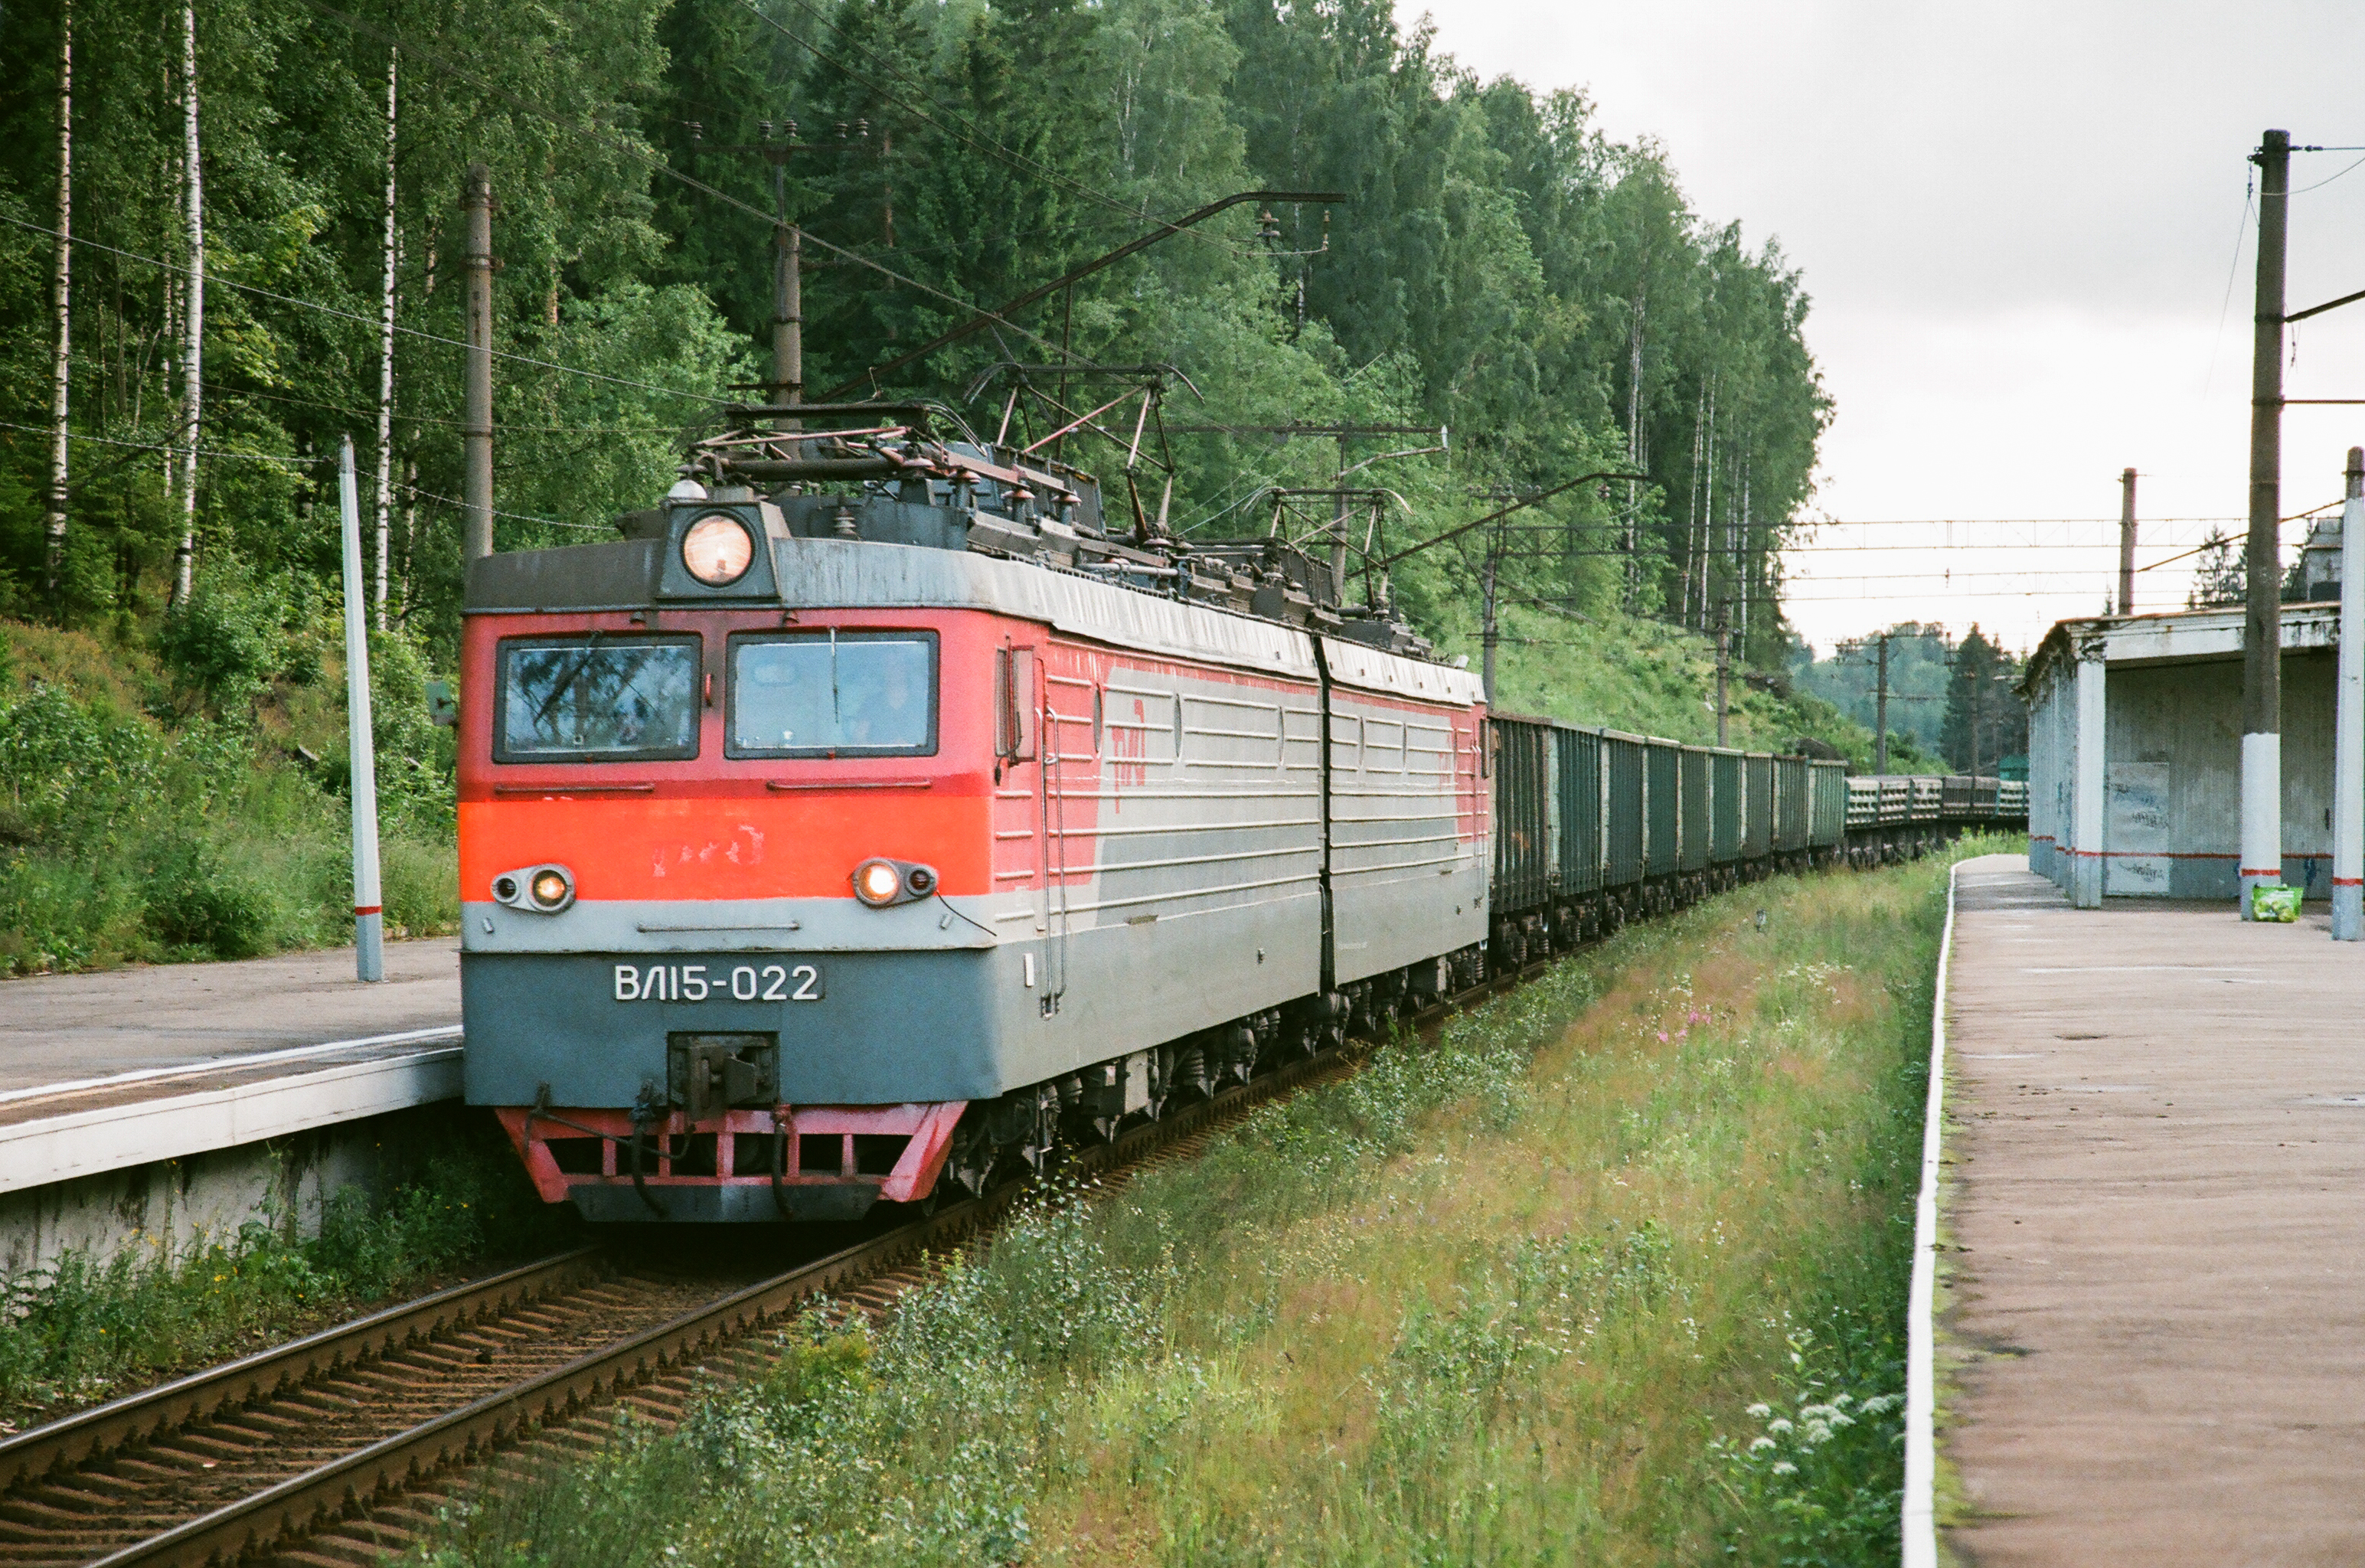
[{"xmin": 338, "ymin": 435, "xmax": 385, "ymax": 982}]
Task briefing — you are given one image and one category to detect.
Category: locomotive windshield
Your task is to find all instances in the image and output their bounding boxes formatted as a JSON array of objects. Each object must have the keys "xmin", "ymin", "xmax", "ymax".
[
  {"xmin": 495, "ymin": 635, "xmax": 700, "ymax": 761},
  {"xmin": 728, "ymin": 631, "xmax": 938, "ymax": 756}
]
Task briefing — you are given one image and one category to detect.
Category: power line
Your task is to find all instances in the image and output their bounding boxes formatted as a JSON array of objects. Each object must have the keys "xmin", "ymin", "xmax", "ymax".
[
  {"xmin": 0, "ymin": 418, "xmax": 306, "ymax": 466},
  {"xmin": 740, "ymin": 0, "xmax": 1246, "ymax": 260},
  {"xmin": 0, "ymin": 214, "xmax": 733, "ymax": 405},
  {"xmin": 293, "ymin": 0, "xmax": 1099, "ymax": 375}
]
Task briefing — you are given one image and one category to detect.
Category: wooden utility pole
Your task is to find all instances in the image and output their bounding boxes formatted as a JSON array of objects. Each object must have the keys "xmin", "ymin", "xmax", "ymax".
[
  {"xmin": 43, "ymin": 0, "xmax": 70, "ymax": 598},
  {"xmin": 462, "ymin": 162, "xmax": 493, "ymax": 562},
  {"xmin": 2241, "ymin": 129, "xmax": 2291, "ymax": 916},
  {"xmin": 171, "ymin": 0, "xmax": 204, "ymax": 607},
  {"xmin": 2117, "ymin": 466, "xmax": 2137, "ymax": 615}
]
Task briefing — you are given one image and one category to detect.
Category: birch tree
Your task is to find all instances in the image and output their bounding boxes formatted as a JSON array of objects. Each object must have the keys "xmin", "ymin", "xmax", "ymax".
[
  {"xmin": 42, "ymin": 0, "xmax": 71, "ymax": 598},
  {"xmin": 171, "ymin": 0, "xmax": 204, "ymax": 608},
  {"xmin": 374, "ymin": 45, "xmax": 397, "ymax": 630}
]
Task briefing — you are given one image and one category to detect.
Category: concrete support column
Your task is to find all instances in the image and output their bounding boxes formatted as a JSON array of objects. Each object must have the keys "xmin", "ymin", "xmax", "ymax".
[
  {"xmin": 2072, "ymin": 653, "xmax": 2107, "ymax": 908},
  {"xmin": 2334, "ymin": 446, "xmax": 2363, "ymax": 939},
  {"xmin": 2240, "ymin": 732, "xmax": 2282, "ymax": 916}
]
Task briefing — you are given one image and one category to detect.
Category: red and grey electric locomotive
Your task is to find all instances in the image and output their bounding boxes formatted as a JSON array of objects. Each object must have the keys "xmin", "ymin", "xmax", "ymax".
[{"xmin": 459, "ymin": 403, "xmax": 1488, "ymax": 1222}]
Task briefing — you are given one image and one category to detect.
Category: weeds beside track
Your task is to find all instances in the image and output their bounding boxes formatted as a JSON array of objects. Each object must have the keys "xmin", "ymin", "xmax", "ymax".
[{"xmin": 407, "ymin": 843, "xmax": 2004, "ymax": 1568}]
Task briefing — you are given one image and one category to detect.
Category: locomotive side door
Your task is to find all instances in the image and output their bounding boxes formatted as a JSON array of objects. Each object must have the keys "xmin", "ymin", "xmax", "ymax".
[{"xmin": 995, "ymin": 643, "xmax": 1064, "ymax": 1013}]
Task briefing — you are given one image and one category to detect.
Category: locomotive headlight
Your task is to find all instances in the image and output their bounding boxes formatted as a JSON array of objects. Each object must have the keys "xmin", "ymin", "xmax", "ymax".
[
  {"xmin": 681, "ymin": 513, "xmax": 755, "ymax": 586},
  {"xmin": 853, "ymin": 858, "xmax": 905, "ymax": 906},
  {"xmin": 531, "ymin": 868, "xmax": 573, "ymax": 910}
]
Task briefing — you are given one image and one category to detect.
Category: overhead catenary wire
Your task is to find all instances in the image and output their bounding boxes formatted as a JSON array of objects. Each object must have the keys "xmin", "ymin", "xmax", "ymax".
[
  {"xmin": 0, "ymin": 214, "xmax": 733, "ymax": 406},
  {"xmin": 0, "ymin": 418, "xmax": 309, "ymax": 465},
  {"xmin": 292, "ymin": 0, "xmax": 1109, "ymax": 377}
]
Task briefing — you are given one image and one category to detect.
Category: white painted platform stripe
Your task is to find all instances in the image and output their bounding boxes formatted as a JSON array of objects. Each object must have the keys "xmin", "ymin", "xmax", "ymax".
[
  {"xmin": 0, "ymin": 1044, "xmax": 462, "ymax": 1196},
  {"xmin": 1903, "ymin": 860, "xmax": 1956, "ymax": 1568},
  {"xmin": 0, "ymin": 1024, "xmax": 464, "ymax": 1111}
]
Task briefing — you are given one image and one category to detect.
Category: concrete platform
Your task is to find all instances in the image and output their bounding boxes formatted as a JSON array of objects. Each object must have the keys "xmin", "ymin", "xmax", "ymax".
[
  {"xmin": 1940, "ymin": 855, "xmax": 2365, "ymax": 1564},
  {"xmin": 0, "ymin": 941, "xmax": 461, "ymax": 1203}
]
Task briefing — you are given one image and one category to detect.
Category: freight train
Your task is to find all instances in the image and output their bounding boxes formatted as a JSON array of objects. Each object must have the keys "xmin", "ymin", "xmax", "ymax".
[{"xmin": 456, "ymin": 400, "xmax": 2024, "ymax": 1224}]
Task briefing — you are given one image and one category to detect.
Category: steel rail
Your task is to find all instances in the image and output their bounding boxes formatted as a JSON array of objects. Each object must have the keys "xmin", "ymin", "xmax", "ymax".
[
  {"xmin": 44, "ymin": 964, "xmax": 1543, "ymax": 1568},
  {"xmin": 0, "ymin": 1246, "xmax": 606, "ymax": 1496}
]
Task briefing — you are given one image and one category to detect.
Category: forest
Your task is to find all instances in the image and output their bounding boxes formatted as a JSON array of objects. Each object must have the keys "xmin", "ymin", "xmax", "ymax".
[
  {"xmin": 1789, "ymin": 622, "xmax": 2029, "ymax": 776},
  {"xmin": 0, "ymin": 0, "xmax": 1831, "ymax": 970}
]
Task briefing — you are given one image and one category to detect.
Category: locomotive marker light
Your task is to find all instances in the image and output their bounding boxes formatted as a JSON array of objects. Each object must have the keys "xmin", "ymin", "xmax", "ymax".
[
  {"xmin": 492, "ymin": 863, "xmax": 575, "ymax": 914},
  {"xmin": 853, "ymin": 857, "xmax": 939, "ymax": 907},
  {"xmin": 681, "ymin": 513, "xmax": 756, "ymax": 586}
]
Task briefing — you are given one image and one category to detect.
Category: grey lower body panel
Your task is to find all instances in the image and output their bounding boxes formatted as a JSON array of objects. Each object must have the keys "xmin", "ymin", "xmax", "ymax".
[
  {"xmin": 1331, "ymin": 858, "xmax": 1488, "ymax": 985},
  {"xmin": 462, "ymin": 888, "xmax": 1327, "ymax": 1109}
]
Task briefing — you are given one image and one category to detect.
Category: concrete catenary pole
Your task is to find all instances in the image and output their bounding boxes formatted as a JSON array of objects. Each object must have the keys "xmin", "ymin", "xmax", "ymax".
[
  {"xmin": 769, "ymin": 146, "xmax": 801, "ymax": 416},
  {"xmin": 1480, "ymin": 531, "xmax": 1500, "ymax": 707},
  {"xmin": 2333, "ymin": 446, "xmax": 2364, "ymax": 939},
  {"xmin": 338, "ymin": 436, "xmax": 385, "ymax": 983},
  {"xmin": 1875, "ymin": 632, "xmax": 1891, "ymax": 776},
  {"xmin": 2118, "ymin": 467, "xmax": 2138, "ymax": 615},
  {"xmin": 462, "ymin": 162, "xmax": 494, "ymax": 562},
  {"xmin": 2241, "ymin": 129, "xmax": 2291, "ymax": 918},
  {"xmin": 1714, "ymin": 619, "xmax": 1730, "ymax": 747}
]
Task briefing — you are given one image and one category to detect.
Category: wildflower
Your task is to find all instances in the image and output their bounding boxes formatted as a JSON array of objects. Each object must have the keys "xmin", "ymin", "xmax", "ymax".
[
  {"xmin": 1771, "ymin": 1461, "xmax": 1797, "ymax": 1476},
  {"xmin": 1766, "ymin": 1417, "xmax": 1792, "ymax": 1435},
  {"xmin": 1749, "ymin": 1436, "xmax": 1776, "ymax": 1453},
  {"xmin": 1746, "ymin": 1403, "xmax": 1772, "ymax": 1418}
]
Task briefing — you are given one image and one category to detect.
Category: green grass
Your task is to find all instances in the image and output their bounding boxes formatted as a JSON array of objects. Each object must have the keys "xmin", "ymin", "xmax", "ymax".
[
  {"xmin": 0, "ymin": 1117, "xmax": 574, "ymax": 1426},
  {"xmin": 410, "ymin": 841, "xmax": 2007, "ymax": 1567},
  {"xmin": 0, "ymin": 613, "xmax": 456, "ymax": 975},
  {"xmin": 1430, "ymin": 597, "xmax": 1890, "ymax": 766}
]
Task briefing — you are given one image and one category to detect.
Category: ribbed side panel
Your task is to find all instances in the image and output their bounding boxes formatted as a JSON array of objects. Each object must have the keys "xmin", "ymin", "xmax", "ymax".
[
  {"xmin": 1558, "ymin": 728, "xmax": 1602, "ymax": 893},
  {"xmin": 1645, "ymin": 741, "xmax": 1681, "ymax": 878},
  {"xmin": 1680, "ymin": 749, "xmax": 1710, "ymax": 871},
  {"xmin": 1606, "ymin": 736, "xmax": 1645, "ymax": 887},
  {"xmin": 1711, "ymin": 753, "xmax": 1743, "ymax": 862}
]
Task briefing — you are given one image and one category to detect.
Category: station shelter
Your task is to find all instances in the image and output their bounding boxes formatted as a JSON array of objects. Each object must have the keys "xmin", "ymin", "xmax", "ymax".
[{"xmin": 2023, "ymin": 600, "xmax": 2342, "ymax": 907}]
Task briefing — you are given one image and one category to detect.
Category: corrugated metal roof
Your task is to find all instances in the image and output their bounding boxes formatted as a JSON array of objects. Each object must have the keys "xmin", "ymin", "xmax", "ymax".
[
  {"xmin": 769, "ymin": 538, "xmax": 1320, "ymax": 681},
  {"xmin": 1320, "ymin": 636, "xmax": 1485, "ymax": 705}
]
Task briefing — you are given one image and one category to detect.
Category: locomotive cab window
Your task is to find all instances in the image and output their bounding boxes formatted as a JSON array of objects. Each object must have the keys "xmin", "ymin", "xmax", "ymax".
[
  {"xmin": 495, "ymin": 635, "xmax": 701, "ymax": 762},
  {"xmin": 728, "ymin": 630, "xmax": 939, "ymax": 756}
]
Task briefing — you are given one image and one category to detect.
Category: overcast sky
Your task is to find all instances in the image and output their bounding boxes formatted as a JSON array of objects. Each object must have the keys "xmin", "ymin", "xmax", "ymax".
[{"xmin": 1407, "ymin": 0, "xmax": 2365, "ymax": 653}]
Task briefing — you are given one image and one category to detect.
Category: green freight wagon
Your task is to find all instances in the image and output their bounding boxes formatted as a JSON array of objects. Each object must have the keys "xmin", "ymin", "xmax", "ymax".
[
  {"xmin": 1644, "ymin": 738, "xmax": 1683, "ymax": 888},
  {"xmin": 1709, "ymin": 747, "xmax": 1745, "ymax": 882},
  {"xmin": 1602, "ymin": 730, "xmax": 1646, "ymax": 904},
  {"xmin": 1773, "ymin": 754, "xmax": 1811, "ymax": 865},
  {"xmin": 1743, "ymin": 753, "xmax": 1775, "ymax": 864},
  {"xmin": 1679, "ymin": 746, "xmax": 1710, "ymax": 883},
  {"xmin": 1808, "ymin": 759, "xmax": 1847, "ymax": 866},
  {"xmin": 1555, "ymin": 724, "xmax": 1603, "ymax": 900}
]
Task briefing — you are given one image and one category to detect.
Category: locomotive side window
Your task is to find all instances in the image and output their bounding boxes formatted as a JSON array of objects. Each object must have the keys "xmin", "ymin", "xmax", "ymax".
[
  {"xmin": 727, "ymin": 631, "xmax": 939, "ymax": 756},
  {"xmin": 495, "ymin": 636, "xmax": 700, "ymax": 761}
]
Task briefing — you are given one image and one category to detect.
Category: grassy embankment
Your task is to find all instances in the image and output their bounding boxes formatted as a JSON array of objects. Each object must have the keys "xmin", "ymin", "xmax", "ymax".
[
  {"xmin": 414, "ymin": 842, "xmax": 2005, "ymax": 1567},
  {"xmin": 0, "ymin": 588, "xmax": 458, "ymax": 975},
  {"xmin": 0, "ymin": 1122, "xmax": 573, "ymax": 1429},
  {"xmin": 1442, "ymin": 596, "xmax": 1901, "ymax": 769}
]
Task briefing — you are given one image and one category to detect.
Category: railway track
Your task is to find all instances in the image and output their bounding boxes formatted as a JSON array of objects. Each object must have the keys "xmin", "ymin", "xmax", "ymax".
[{"xmin": 0, "ymin": 965, "xmax": 1545, "ymax": 1568}]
